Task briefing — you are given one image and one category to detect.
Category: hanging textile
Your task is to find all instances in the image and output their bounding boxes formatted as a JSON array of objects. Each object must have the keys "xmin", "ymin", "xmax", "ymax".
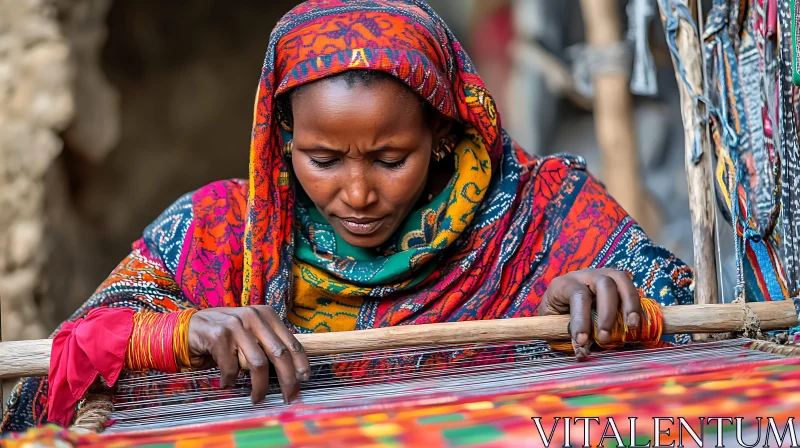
[{"xmin": 702, "ymin": 0, "xmax": 800, "ymax": 301}]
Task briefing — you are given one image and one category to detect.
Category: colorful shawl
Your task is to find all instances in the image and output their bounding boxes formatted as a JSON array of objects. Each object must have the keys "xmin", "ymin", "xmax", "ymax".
[{"xmin": 1, "ymin": 0, "xmax": 693, "ymax": 433}]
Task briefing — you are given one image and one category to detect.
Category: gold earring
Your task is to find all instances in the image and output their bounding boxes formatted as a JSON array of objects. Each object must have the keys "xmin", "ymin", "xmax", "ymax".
[
  {"xmin": 283, "ymin": 139, "xmax": 293, "ymax": 156},
  {"xmin": 433, "ymin": 135, "xmax": 456, "ymax": 161}
]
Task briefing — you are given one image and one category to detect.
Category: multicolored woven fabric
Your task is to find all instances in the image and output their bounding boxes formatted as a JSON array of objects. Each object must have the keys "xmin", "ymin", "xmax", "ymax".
[
  {"xmin": 2, "ymin": 0, "xmax": 693, "ymax": 433},
  {"xmin": 3, "ymin": 343, "xmax": 800, "ymax": 447}
]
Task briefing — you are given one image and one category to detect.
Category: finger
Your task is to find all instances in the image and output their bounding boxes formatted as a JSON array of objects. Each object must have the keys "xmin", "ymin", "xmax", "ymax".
[
  {"xmin": 258, "ymin": 306, "xmax": 312, "ymax": 383},
  {"xmin": 185, "ymin": 313, "xmax": 219, "ymax": 370},
  {"xmin": 572, "ymin": 338, "xmax": 591, "ymax": 362},
  {"xmin": 593, "ymin": 275, "xmax": 620, "ymax": 344},
  {"xmin": 562, "ymin": 281, "xmax": 594, "ymax": 348},
  {"xmin": 229, "ymin": 317, "xmax": 272, "ymax": 404},
  {"xmin": 209, "ymin": 323, "xmax": 240, "ymax": 389},
  {"xmin": 541, "ymin": 277, "xmax": 570, "ymax": 316},
  {"xmin": 243, "ymin": 308, "xmax": 300, "ymax": 404},
  {"xmin": 608, "ymin": 270, "xmax": 642, "ymax": 328}
]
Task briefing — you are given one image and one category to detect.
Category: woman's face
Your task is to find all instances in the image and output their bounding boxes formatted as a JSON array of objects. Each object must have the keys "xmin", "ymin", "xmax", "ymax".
[{"xmin": 290, "ymin": 76, "xmax": 450, "ymax": 248}]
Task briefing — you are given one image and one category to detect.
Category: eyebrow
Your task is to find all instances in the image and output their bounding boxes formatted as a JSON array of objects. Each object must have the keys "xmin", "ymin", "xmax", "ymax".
[
  {"xmin": 298, "ymin": 144, "xmax": 406, "ymax": 153},
  {"xmin": 292, "ymin": 144, "xmax": 344, "ymax": 153}
]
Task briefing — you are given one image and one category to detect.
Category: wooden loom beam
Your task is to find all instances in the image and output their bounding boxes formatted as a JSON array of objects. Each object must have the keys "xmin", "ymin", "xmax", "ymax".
[
  {"xmin": 657, "ymin": 0, "xmax": 720, "ymax": 315},
  {"xmin": 0, "ymin": 300, "xmax": 796, "ymax": 380}
]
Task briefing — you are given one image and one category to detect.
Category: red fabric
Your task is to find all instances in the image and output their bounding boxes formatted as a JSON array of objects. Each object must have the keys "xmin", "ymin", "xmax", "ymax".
[
  {"xmin": 767, "ymin": 0, "xmax": 777, "ymax": 38},
  {"xmin": 47, "ymin": 307, "xmax": 134, "ymax": 427}
]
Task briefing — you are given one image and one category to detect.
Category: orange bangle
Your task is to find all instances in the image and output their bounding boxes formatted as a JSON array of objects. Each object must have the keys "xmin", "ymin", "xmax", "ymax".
[
  {"xmin": 174, "ymin": 308, "xmax": 197, "ymax": 369},
  {"xmin": 125, "ymin": 308, "xmax": 198, "ymax": 372}
]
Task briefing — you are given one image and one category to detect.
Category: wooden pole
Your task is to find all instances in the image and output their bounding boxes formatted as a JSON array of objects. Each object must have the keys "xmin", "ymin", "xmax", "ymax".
[
  {"xmin": 657, "ymin": 0, "xmax": 720, "ymax": 319},
  {"xmin": 0, "ymin": 300, "xmax": 796, "ymax": 380},
  {"xmin": 580, "ymin": 0, "xmax": 655, "ymax": 234}
]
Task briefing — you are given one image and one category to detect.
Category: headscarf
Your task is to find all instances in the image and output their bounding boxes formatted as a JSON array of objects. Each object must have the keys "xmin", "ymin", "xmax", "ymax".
[{"xmin": 241, "ymin": 0, "xmax": 499, "ymax": 313}]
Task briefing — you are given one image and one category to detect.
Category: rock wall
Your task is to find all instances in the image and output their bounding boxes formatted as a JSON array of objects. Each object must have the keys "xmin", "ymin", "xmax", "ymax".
[
  {"xmin": 0, "ymin": 0, "xmax": 117, "ymax": 343},
  {"xmin": 0, "ymin": 0, "xmax": 120, "ymax": 410}
]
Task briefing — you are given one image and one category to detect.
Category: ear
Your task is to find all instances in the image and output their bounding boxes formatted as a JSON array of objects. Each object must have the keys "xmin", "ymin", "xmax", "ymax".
[{"xmin": 431, "ymin": 113, "xmax": 454, "ymax": 141}]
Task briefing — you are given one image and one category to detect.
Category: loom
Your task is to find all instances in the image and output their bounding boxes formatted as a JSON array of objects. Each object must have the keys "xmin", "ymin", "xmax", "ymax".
[{"xmin": 1, "ymin": 300, "xmax": 800, "ymax": 446}]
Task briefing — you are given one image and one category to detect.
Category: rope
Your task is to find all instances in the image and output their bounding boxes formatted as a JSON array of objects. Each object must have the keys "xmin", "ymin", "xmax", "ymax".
[
  {"xmin": 71, "ymin": 391, "xmax": 114, "ymax": 434},
  {"xmin": 732, "ymin": 295, "xmax": 764, "ymax": 339}
]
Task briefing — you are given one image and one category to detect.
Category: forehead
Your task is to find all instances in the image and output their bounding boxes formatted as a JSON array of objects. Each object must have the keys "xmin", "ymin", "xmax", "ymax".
[{"xmin": 290, "ymin": 77, "xmax": 427, "ymax": 137}]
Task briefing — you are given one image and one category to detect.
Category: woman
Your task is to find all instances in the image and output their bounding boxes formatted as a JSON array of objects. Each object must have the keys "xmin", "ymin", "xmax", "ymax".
[{"xmin": 1, "ymin": 0, "xmax": 692, "ymax": 433}]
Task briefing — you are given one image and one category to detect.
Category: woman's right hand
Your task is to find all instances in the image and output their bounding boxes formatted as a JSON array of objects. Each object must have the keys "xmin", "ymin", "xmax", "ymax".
[
  {"xmin": 538, "ymin": 268, "xmax": 642, "ymax": 361},
  {"xmin": 187, "ymin": 306, "xmax": 310, "ymax": 405}
]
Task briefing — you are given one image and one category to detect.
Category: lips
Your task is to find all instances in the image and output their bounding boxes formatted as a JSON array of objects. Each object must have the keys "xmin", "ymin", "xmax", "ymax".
[{"xmin": 337, "ymin": 217, "xmax": 386, "ymax": 236}]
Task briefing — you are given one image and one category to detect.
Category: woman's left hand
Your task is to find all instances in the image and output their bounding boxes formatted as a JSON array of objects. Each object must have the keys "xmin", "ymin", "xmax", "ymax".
[{"xmin": 538, "ymin": 268, "xmax": 642, "ymax": 361}]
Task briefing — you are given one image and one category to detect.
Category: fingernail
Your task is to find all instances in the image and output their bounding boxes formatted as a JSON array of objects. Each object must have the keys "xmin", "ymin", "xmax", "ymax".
[
  {"xmin": 296, "ymin": 371, "xmax": 303, "ymax": 382},
  {"xmin": 573, "ymin": 345, "xmax": 590, "ymax": 361},
  {"xmin": 575, "ymin": 332, "xmax": 589, "ymax": 346},
  {"xmin": 627, "ymin": 312, "xmax": 640, "ymax": 328},
  {"xmin": 598, "ymin": 329, "xmax": 610, "ymax": 343},
  {"xmin": 304, "ymin": 371, "xmax": 311, "ymax": 382}
]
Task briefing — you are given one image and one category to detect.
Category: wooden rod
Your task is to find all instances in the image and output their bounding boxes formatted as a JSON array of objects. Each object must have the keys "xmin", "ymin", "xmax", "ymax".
[
  {"xmin": 0, "ymin": 300, "xmax": 796, "ymax": 380},
  {"xmin": 657, "ymin": 0, "xmax": 720, "ymax": 314}
]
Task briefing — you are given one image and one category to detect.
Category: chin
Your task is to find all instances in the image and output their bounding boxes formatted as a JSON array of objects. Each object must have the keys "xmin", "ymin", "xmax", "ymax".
[{"xmin": 333, "ymin": 223, "xmax": 394, "ymax": 249}]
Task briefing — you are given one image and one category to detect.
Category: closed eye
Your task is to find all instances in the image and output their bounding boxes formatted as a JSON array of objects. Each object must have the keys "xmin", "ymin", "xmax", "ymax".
[
  {"xmin": 376, "ymin": 158, "xmax": 407, "ymax": 170},
  {"xmin": 309, "ymin": 158, "xmax": 339, "ymax": 169}
]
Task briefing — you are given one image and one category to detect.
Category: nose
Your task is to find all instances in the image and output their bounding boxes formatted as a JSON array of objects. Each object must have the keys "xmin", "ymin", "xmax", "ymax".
[{"xmin": 341, "ymin": 171, "xmax": 378, "ymax": 210}]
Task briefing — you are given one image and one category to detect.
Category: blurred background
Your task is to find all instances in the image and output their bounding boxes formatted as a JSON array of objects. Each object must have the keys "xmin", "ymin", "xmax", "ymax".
[{"xmin": 0, "ymin": 0, "xmax": 720, "ymax": 347}]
